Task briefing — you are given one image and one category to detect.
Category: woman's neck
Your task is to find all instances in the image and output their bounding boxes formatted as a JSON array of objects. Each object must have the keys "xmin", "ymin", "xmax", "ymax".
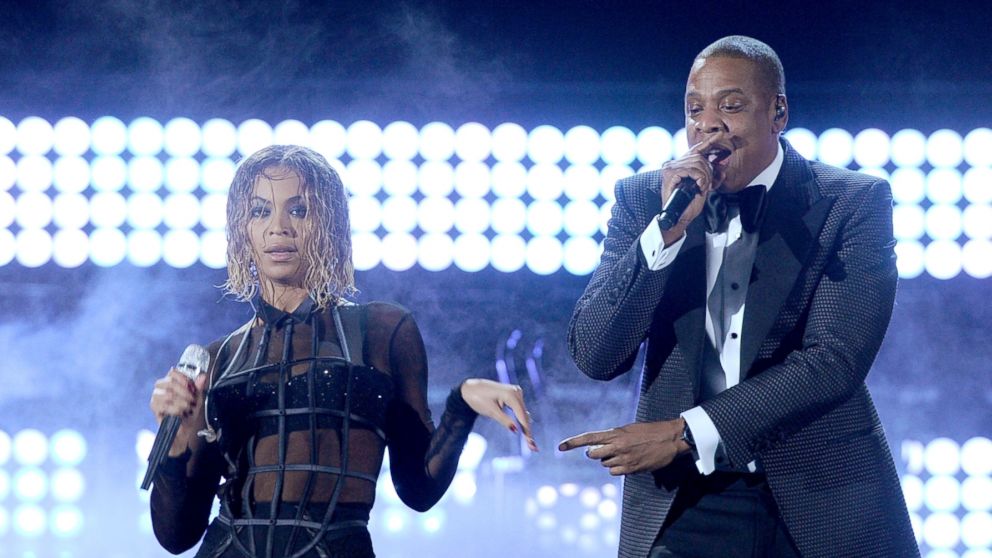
[{"xmin": 260, "ymin": 283, "xmax": 309, "ymax": 312}]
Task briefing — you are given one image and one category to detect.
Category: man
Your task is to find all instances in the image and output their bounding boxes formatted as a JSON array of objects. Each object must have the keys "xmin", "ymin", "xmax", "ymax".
[{"xmin": 559, "ymin": 36, "xmax": 919, "ymax": 558}]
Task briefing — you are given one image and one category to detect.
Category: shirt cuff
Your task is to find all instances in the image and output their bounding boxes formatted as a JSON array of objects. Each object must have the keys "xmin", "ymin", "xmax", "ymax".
[
  {"xmin": 639, "ymin": 217, "xmax": 685, "ymax": 271},
  {"xmin": 680, "ymin": 407, "xmax": 720, "ymax": 475}
]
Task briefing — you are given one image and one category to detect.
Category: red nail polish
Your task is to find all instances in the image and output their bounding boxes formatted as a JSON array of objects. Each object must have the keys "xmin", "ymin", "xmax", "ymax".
[{"xmin": 509, "ymin": 424, "xmax": 518, "ymax": 433}]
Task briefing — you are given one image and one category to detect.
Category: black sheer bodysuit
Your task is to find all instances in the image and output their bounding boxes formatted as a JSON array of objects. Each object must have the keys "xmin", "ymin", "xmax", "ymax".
[{"xmin": 150, "ymin": 299, "xmax": 478, "ymax": 558}]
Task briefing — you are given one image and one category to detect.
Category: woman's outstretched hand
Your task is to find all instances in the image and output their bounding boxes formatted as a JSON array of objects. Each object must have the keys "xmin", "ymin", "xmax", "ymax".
[
  {"xmin": 149, "ymin": 369, "xmax": 209, "ymax": 457},
  {"xmin": 460, "ymin": 379, "xmax": 539, "ymax": 452}
]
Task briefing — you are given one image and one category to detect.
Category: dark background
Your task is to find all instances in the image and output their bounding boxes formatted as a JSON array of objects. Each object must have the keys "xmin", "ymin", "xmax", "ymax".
[{"xmin": 1, "ymin": 1, "xmax": 990, "ymax": 556}]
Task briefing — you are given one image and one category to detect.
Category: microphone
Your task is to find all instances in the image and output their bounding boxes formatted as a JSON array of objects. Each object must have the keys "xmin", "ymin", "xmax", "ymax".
[
  {"xmin": 657, "ymin": 176, "xmax": 701, "ymax": 231},
  {"xmin": 140, "ymin": 344, "xmax": 210, "ymax": 490}
]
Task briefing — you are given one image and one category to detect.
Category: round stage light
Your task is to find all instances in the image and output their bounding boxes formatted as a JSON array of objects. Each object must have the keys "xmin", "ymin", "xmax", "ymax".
[
  {"xmin": 597, "ymin": 499, "xmax": 619, "ymax": 520},
  {"xmin": 924, "ymin": 438, "xmax": 961, "ymax": 475},
  {"xmin": 926, "ymin": 169, "xmax": 963, "ymax": 205},
  {"xmin": 0, "ymin": 192, "xmax": 12, "ymax": 229},
  {"xmin": 16, "ymin": 155, "xmax": 53, "ymax": 192},
  {"xmin": 454, "ymin": 161, "xmax": 491, "ymax": 198},
  {"xmin": 382, "ymin": 120, "xmax": 419, "ymax": 161},
  {"xmin": 491, "ymin": 198, "xmax": 527, "ymax": 234},
  {"xmin": 50, "ymin": 505, "xmax": 84, "ymax": 538},
  {"xmin": 892, "ymin": 203, "xmax": 926, "ymax": 240},
  {"xmin": 891, "ymin": 168, "xmax": 927, "ymax": 205},
  {"xmin": 964, "ymin": 128, "xmax": 992, "ymax": 167},
  {"xmin": 351, "ymin": 232, "xmax": 381, "ymax": 272},
  {"xmin": 527, "ymin": 163, "xmax": 564, "ymax": 201},
  {"xmin": 964, "ymin": 168, "xmax": 992, "ymax": 204},
  {"xmin": 273, "ymin": 119, "xmax": 310, "ymax": 147},
  {"xmin": 453, "ymin": 234, "xmax": 490, "ymax": 272},
  {"xmin": 200, "ymin": 118, "xmax": 237, "ymax": 158},
  {"xmin": 162, "ymin": 230, "xmax": 200, "ymax": 268},
  {"xmin": 16, "ymin": 229, "xmax": 52, "ymax": 267},
  {"xmin": 492, "ymin": 123, "xmax": 528, "ymax": 163},
  {"xmin": 417, "ymin": 233, "xmax": 454, "ymax": 272},
  {"xmin": 528, "ymin": 125, "xmax": 565, "ymax": 164},
  {"xmin": 784, "ymin": 128, "xmax": 817, "ymax": 161},
  {"xmin": 536, "ymin": 485, "xmax": 558, "ymax": 508},
  {"xmin": 563, "ymin": 200, "xmax": 601, "ymax": 238},
  {"xmin": 455, "ymin": 122, "xmax": 492, "ymax": 162},
  {"xmin": 453, "ymin": 197, "xmax": 490, "ymax": 234},
  {"xmin": 963, "ymin": 240, "xmax": 992, "ymax": 279},
  {"xmin": 53, "ymin": 116, "xmax": 91, "ymax": 156},
  {"xmin": 199, "ymin": 230, "xmax": 227, "ymax": 269},
  {"xmin": 927, "ymin": 129, "xmax": 964, "ymax": 168},
  {"xmin": 492, "ymin": 161, "xmax": 527, "ymax": 198},
  {"xmin": 891, "ymin": 129, "xmax": 927, "ymax": 168},
  {"xmin": 348, "ymin": 196, "xmax": 382, "ymax": 233},
  {"xmin": 419, "ymin": 122, "xmax": 456, "ymax": 162},
  {"xmin": 924, "ymin": 240, "xmax": 962, "ymax": 280},
  {"xmin": 16, "ymin": 116, "xmax": 54, "ymax": 156},
  {"xmin": 962, "ymin": 476, "xmax": 992, "ymax": 512},
  {"xmin": 345, "ymin": 159, "xmax": 383, "ymax": 197},
  {"xmin": 418, "ymin": 197, "xmax": 455, "ymax": 234},
  {"xmin": 380, "ymin": 233, "xmax": 417, "ymax": 271},
  {"xmin": 0, "ymin": 430, "xmax": 10, "ymax": 464},
  {"xmin": 383, "ymin": 507, "xmax": 408, "ymax": 534},
  {"xmin": 673, "ymin": 128, "xmax": 689, "ymax": 158},
  {"xmin": 491, "ymin": 234, "xmax": 526, "ymax": 273},
  {"xmin": 450, "ymin": 471, "xmax": 478, "ymax": 505},
  {"xmin": 962, "ymin": 512, "xmax": 992, "ymax": 550},
  {"xmin": 163, "ymin": 193, "xmax": 201, "ymax": 230},
  {"xmin": 525, "ymin": 236, "xmax": 563, "ymax": 275},
  {"xmin": 0, "ymin": 117, "xmax": 16, "ymax": 154},
  {"xmin": 53, "ymin": 156, "xmax": 90, "ymax": 194},
  {"xmin": 52, "ymin": 230, "xmax": 89, "ymax": 268},
  {"xmin": 346, "ymin": 120, "xmax": 383, "ymax": 160},
  {"xmin": 126, "ymin": 229, "xmax": 163, "ymax": 267},
  {"xmin": 0, "ymin": 156, "xmax": 14, "ymax": 191},
  {"xmin": 382, "ymin": 160, "xmax": 418, "ymax": 197},
  {"xmin": 16, "ymin": 191, "xmax": 53, "ymax": 228},
  {"xmin": 0, "ymin": 229, "xmax": 14, "ymax": 266},
  {"xmin": 90, "ymin": 155, "xmax": 127, "ymax": 192},
  {"xmin": 127, "ymin": 192, "xmax": 164, "ymax": 229},
  {"xmin": 817, "ymin": 128, "xmax": 854, "ymax": 168},
  {"xmin": 0, "ymin": 470, "xmax": 8, "ymax": 501},
  {"xmin": 91, "ymin": 116, "xmax": 128, "ymax": 156},
  {"xmin": 128, "ymin": 155, "xmax": 165, "ymax": 192},
  {"xmin": 53, "ymin": 193, "xmax": 90, "ymax": 229},
  {"xmin": 89, "ymin": 192, "xmax": 126, "ymax": 228},
  {"xmin": 563, "ymin": 165, "xmax": 601, "ymax": 202},
  {"xmin": 963, "ymin": 205, "xmax": 992, "ymax": 240},
  {"xmin": 50, "ymin": 469, "xmax": 85, "ymax": 503},
  {"xmin": 600, "ymin": 126, "xmax": 637, "ymax": 165},
  {"xmin": 201, "ymin": 157, "xmax": 236, "ymax": 193},
  {"xmin": 895, "ymin": 241, "xmax": 925, "ymax": 279},
  {"xmin": 924, "ymin": 475, "xmax": 961, "ymax": 512},
  {"xmin": 527, "ymin": 200, "xmax": 563, "ymax": 237},
  {"xmin": 127, "ymin": 117, "xmax": 164, "ymax": 156},
  {"xmin": 309, "ymin": 120, "xmax": 347, "ymax": 161},
  {"xmin": 599, "ymin": 164, "xmax": 635, "ymax": 202},
  {"xmin": 89, "ymin": 228, "xmax": 127, "ymax": 267},
  {"xmin": 637, "ymin": 126, "xmax": 674, "ymax": 168},
  {"xmin": 580, "ymin": 486, "xmax": 602, "ymax": 508},
  {"xmin": 13, "ymin": 468, "xmax": 47, "ymax": 502},
  {"xmin": 853, "ymin": 128, "xmax": 890, "ymax": 168},
  {"xmin": 600, "ymin": 202, "xmax": 614, "ymax": 235},
  {"xmin": 381, "ymin": 196, "xmax": 418, "ymax": 233},
  {"xmin": 49, "ymin": 434, "xmax": 86, "ymax": 467},
  {"xmin": 563, "ymin": 125, "xmax": 601, "ymax": 166},
  {"xmin": 962, "ymin": 437, "xmax": 992, "ymax": 476},
  {"xmin": 923, "ymin": 512, "xmax": 960, "ymax": 550},
  {"xmin": 902, "ymin": 475, "xmax": 924, "ymax": 512},
  {"xmin": 925, "ymin": 205, "xmax": 963, "ymax": 241},
  {"xmin": 13, "ymin": 505, "xmax": 46, "ymax": 537},
  {"xmin": 420, "ymin": 508, "xmax": 445, "ymax": 534},
  {"xmin": 236, "ymin": 118, "xmax": 274, "ymax": 156},
  {"xmin": 418, "ymin": 161, "xmax": 455, "ymax": 197},
  {"xmin": 163, "ymin": 117, "xmax": 202, "ymax": 157}
]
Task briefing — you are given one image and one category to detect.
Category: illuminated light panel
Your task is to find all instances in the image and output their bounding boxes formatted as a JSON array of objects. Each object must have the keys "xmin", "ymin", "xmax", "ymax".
[
  {"xmin": 381, "ymin": 121, "xmax": 419, "ymax": 161},
  {"xmin": 16, "ymin": 155, "xmax": 53, "ymax": 192},
  {"xmin": 52, "ymin": 230, "xmax": 89, "ymax": 268},
  {"xmin": 351, "ymin": 232, "xmax": 381, "ymax": 272},
  {"xmin": 600, "ymin": 126, "xmax": 637, "ymax": 165},
  {"xmin": 126, "ymin": 229, "xmax": 163, "ymax": 267},
  {"xmin": 345, "ymin": 159, "xmax": 383, "ymax": 197},
  {"xmin": 491, "ymin": 234, "xmax": 526, "ymax": 273},
  {"xmin": 525, "ymin": 236, "xmax": 563, "ymax": 275},
  {"xmin": 527, "ymin": 163, "xmax": 564, "ymax": 201},
  {"xmin": 817, "ymin": 128, "xmax": 855, "ymax": 167},
  {"xmin": 50, "ymin": 469, "xmax": 85, "ymax": 502},
  {"xmin": 454, "ymin": 122, "xmax": 492, "ymax": 162},
  {"xmin": 273, "ymin": 119, "xmax": 310, "ymax": 147},
  {"xmin": 419, "ymin": 122, "xmax": 455, "ymax": 162},
  {"xmin": 382, "ymin": 160, "xmax": 418, "ymax": 197},
  {"xmin": 923, "ymin": 512, "xmax": 960, "ymax": 549},
  {"xmin": 418, "ymin": 197, "xmax": 455, "ymax": 234},
  {"xmin": 16, "ymin": 229, "xmax": 52, "ymax": 268},
  {"xmin": 16, "ymin": 116, "xmax": 55, "ymax": 156},
  {"xmin": 417, "ymin": 233, "xmax": 454, "ymax": 272},
  {"xmin": 90, "ymin": 155, "xmax": 127, "ymax": 192},
  {"xmin": 964, "ymin": 128, "xmax": 992, "ymax": 166},
  {"xmin": 491, "ymin": 161, "xmax": 527, "ymax": 198},
  {"xmin": 128, "ymin": 156, "xmax": 165, "ymax": 192},
  {"xmin": 528, "ymin": 125, "xmax": 565, "ymax": 164},
  {"xmin": 452, "ymin": 234, "xmax": 490, "ymax": 273},
  {"xmin": 895, "ymin": 241, "xmax": 926, "ymax": 279},
  {"xmin": 163, "ymin": 117, "xmax": 202, "ymax": 157},
  {"xmin": 13, "ymin": 468, "xmax": 47, "ymax": 502},
  {"xmin": 127, "ymin": 117, "xmax": 164, "ymax": 156},
  {"xmin": 892, "ymin": 168, "xmax": 927, "ymax": 205},
  {"xmin": 0, "ymin": 156, "xmax": 15, "ymax": 190},
  {"xmin": 201, "ymin": 118, "xmax": 237, "ymax": 158},
  {"xmin": 962, "ymin": 438, "xmax": 992, "ymax": 476},
  {"xmin": 0, "ymin": 430, "xmax": 11, "ymax": 464},
  {"xmin": 53, "ymin": 117, "xmax": 91, "ymax": 157},
  {"xmin": 91, "ymin": 116, "xmax": 128, "ymax": 156},
  {"xmin": 418, "ymin": 161, "xmax": 454, "ymax": 197},
  {"xmin": 0, "ymin": 116, "xmax": 17, "ymax": 154},
  {"xmin": 924, "ymin": 240, "xmax": 963, "ymax": 280},
  {"xmin": 50, "ymin": 505, "xmax": 84, "ymax": 538},
  {"xmin": 454, "ymin": 161, "xmax": 491, "ymax": 198},
  {"xmin": 237, "ymin": 118, "xmax": 274, "ymax": 156},
  {"xmin": 927, "ymin": 169, "xmax": 963, "ymax": 205},
  {"xmin": 636, "ymin": 126, "xmax": 673, "ymax": 168},
  {"xmin": 348, "ymin": 196, "xmax": 382, "ymax": 233},
  {"xmin": 784, "ymin": 128, "xmax": 818, "ymax": 161},
  {"xmin": 13, "ymin": 505, "xmax": 46, "ymax": 537},
  {"xmin": 453, "ymin": 197, "xmax": 490, "ymax": 234},
  {"xmin": 16, "ymin": 191, "xmax": 54, "ymax": 228},
  {"xmin": 380, "ymin": 233, "xmax": 417, "ymax": 271},
  {"xmin": 162, "ymin": 230, "xmax": 200, "ymax": 268},
  {"xmin": 346, "ymin": 120, "xmax": 383, "ymax": 160},
  {"xmin": 964, "ymin": 168, "xmax": 992, "ymax": 204},
  {"xmin": 927, "ymin": 129, "xmax": 964, "ymax": 168},
  {"xmin": 564, "ymin": 125, "xmax": 601, "ymax": 165},
  {"xmin": 0, "ymin": 192, "xmax": 13, "ymax": 229},
  {"xmin": 563, "ymin": 165, "xmax": 600, "ymax": 202},
  {"xmin": 53, "ymin": 156, "xmax": 91, "ymax": 194},
  {"xmin": 309, "ymin": 119, "xmax": 347, "ymax": 161},
  {"xmin": 89, "ymin": 228, "xmax": 127, "ymax": 267},
  {"xmin": 200, "ymin": 230, "xmax": 227, "ymax": 269},
  {"xmin": 891, "ymin": 129, "xmax": 927, "ymax": 168},
  {"xmin": 491, "ymin": 122, "xmax": 528, "ymax": 162}
]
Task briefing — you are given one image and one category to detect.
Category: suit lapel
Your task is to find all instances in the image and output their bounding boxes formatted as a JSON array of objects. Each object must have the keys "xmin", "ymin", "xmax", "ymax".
[
  {"xmin": 671, "ymin": 218, "xmax": 708, "ymax": 394},
  {"xmin": 740, "ymin": 145, "xmax": 833, "ymax": 378}
]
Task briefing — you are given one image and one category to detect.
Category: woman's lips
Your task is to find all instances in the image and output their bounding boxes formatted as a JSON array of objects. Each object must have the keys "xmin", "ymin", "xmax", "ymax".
[{"xmin": 264, "ymin": 247, "xmax": 297, "ymax": 262}]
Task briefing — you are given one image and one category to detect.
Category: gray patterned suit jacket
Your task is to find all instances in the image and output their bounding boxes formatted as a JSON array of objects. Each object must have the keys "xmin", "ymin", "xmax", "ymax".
[{"xmin": 568, "ymin": 141, "xmax": 920, "ymax": 558}]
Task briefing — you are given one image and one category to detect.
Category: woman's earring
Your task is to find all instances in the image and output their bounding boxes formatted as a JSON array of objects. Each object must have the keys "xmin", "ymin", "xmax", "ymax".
[{"xmin": 249, "ymin": 260, "xmax": 258, "ymax": 278}]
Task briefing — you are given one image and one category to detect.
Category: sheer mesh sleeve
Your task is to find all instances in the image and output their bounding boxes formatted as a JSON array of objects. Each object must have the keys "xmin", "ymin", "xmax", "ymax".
[
  {"xmin": 367, "ymin": 303, "xmax": 478, "ymax": 512},
  {"xmin": 149, "ymin": 343, "xmax": 227, "ymax": 554}
]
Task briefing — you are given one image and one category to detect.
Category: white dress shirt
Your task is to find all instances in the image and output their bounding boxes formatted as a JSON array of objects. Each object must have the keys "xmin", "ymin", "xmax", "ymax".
[{"xmin": 638, "ymin": 143, "xmax": 784, "ymax": 474}]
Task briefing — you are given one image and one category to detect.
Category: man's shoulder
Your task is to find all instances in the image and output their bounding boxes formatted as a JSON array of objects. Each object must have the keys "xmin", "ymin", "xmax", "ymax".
[{"xmin": 806, "ymin": 159, "xmax": 887, "ymax": 197}]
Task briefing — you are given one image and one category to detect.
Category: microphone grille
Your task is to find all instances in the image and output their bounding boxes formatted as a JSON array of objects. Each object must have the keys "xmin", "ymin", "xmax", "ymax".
[{"xmin": 176, "ymin": 344, "xmax": 210, "ymax": 379}]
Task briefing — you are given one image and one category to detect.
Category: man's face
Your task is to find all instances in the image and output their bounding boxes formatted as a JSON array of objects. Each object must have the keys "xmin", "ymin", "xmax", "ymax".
[
  {"xmin": 248, "ymin": 167, "xmax": 310, "ymax": 288},
  {"xmin": 684, "ymin": 56, "xmax": 784, "ymax": 193}
]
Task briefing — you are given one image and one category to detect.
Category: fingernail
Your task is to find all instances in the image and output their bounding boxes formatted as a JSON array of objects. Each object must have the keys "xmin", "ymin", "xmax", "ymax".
[{"xmin": 509, "ymin": 424, "xmax": 518, "ymax": 433}]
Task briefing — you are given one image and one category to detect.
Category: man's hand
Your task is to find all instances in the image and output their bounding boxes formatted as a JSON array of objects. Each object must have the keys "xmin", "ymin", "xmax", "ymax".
[
  {"xmin": 558, "ymin": 418, "xmax": 690, "ymax": 476},
  {"xmin": 657, "ymin": 132, "xmax": 732, "ymax": 245}
]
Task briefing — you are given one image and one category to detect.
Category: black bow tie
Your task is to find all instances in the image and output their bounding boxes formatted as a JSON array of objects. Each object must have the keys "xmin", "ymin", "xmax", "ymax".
[{"xmin": 704, "ymin": 185, "xmax": 768, "ymax": 234}]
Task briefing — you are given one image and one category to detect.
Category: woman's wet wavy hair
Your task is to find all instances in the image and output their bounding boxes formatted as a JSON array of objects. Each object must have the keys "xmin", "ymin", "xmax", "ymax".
[{"xmin": 223, "ymin": 145, "xmax": 355, "ymax": 309}]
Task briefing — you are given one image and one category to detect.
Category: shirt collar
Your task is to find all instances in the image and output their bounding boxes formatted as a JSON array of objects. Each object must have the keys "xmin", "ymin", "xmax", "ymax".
[
  {"xmin": 256, "ymin": 295, "xmax": 316, "ymax": 325},
  {"xmin": 746, "ymin": 141, "xmax": 784, "ymax": 193}
]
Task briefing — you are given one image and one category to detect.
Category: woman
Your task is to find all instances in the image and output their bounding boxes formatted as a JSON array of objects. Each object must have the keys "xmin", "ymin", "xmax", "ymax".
[{"xmin": 148, "ymin": 145, "xmax": 537, "ymax": 558}]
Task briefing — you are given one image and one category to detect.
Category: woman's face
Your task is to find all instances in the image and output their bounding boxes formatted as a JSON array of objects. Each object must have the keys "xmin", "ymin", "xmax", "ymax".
[{"xmin": 247, "ymin": 167, "xmax": 311, "ymax": 290}]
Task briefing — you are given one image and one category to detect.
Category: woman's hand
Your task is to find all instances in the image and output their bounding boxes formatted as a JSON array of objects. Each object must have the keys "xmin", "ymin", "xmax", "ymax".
[
  {"xmin": 460, "ymin": 379, "xmax": 538, "ymax": 452},
  {"xmin": 149, "ymin": 369, "xmax": 208, "ymax": 457}
]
